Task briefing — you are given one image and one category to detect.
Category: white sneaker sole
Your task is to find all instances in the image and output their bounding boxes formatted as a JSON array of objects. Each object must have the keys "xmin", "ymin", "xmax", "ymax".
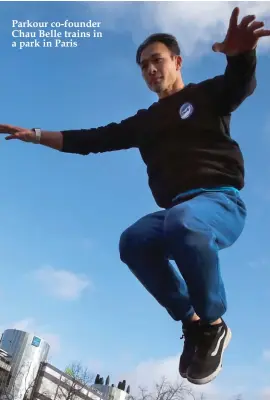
[{"xmin": 187, "ymin": 327, "xmax": 232, "ymax": 385}]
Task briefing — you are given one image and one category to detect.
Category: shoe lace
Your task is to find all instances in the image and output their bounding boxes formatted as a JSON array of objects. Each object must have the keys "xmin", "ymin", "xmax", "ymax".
[{"xmin": 180, "ymin": 326, "xmax": 199, "ymax": 347}]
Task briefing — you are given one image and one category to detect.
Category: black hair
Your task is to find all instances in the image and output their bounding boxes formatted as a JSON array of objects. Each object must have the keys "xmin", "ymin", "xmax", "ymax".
[{"xmin": 136, "ymin": 33, "xmax": 181, "ymax": 65}]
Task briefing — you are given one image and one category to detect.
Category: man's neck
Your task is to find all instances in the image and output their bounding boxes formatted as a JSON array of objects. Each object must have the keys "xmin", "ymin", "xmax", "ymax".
[{"xmin": 158, "ymin": 80, "xmax": 185, "ymax": 99}]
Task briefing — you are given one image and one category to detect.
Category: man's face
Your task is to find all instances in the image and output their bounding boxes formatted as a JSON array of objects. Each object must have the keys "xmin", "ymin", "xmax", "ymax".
[{"xmin": 139, "ymin": 42, "xmax": 182, "ymax": 94}]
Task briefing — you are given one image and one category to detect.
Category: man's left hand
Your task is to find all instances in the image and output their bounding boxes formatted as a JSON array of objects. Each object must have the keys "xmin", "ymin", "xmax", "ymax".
[{"xmin": 212, "ymin": 7, "xmax": 270, "ymax": 56}]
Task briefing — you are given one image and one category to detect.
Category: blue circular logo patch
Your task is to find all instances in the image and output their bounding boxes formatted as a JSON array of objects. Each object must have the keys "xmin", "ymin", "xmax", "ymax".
[{"xmin": 179, "ymin": 102, "xmax": 194, "ymax": 119}]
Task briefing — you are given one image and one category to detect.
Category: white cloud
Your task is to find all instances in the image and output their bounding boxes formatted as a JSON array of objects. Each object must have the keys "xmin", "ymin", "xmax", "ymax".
[
  {"xmin": 90, "ymin": 1, "xmax": 270, "ymax": 57},
  {"xmin": 12, "ymin": 318, "xmax": 36, "ymax": 331},
  {"xmin": 34, "ymin": 265, "xmax": 90, "ymax": 300},
  {"xmin": 263, "ymin": 349, "xmax": 270, "ymax": 361},
  {"xmin": 87, "ymin": 358, "xmax": 104, "ymax": 374},
  {"xmin": 248, "ymin": 258, "xmax": 269, "ymax": 269},
  {"xmin": 123, "ymin": 354, "xmax": 219, "ymax": 399},
  {"xmin": 0, "ymin": 317, "xmax": 61, "ymax": 355},
  {"xmin": 261, "ymin": 387, "xmax": 270, "ymax": 399},
  {"xmin": 121, "ymin": 353, "xmax": 270, "ymax": 400}
]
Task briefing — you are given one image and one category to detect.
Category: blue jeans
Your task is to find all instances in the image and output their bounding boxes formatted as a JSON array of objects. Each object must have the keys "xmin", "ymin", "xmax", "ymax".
[{"xmin": 119, "ymin": 187, "xmax": 247, "ymax": 323}]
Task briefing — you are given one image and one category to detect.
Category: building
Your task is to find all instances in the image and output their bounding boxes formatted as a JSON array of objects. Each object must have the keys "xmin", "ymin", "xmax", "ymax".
[
  {"xmin": 0, "ymin": 329, "xmax": 50, "ymax": 400},
  {"xmin": 31, "ymin": 362, "xmax": 104, "ymax": 400},
  {"xmin": 0, "ymin": 329, "xmax": 130, "ymax": 400},
  {"xmin": 91, "ymin": 385, "xmax": 128, "ymax": 400},
  {"xmin": 92, "ymin": 374, "xmax": 130, "ymax": 400},
  {"xmin": 0, "ymin": 348, "xmax": 12, "ymax": 396}
]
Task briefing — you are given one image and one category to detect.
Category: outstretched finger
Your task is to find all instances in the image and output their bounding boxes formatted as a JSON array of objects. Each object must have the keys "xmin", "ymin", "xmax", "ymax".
[
  {"xmin": 255, "ymin": 28, "xmax": 270, "ymax": 37},
  {"xmin": 228, "ymin": 7, "xmax": 240, "ymax": 30},
  {"xmin": 212, "ymin": 41, "xmax": 225, "ymax": 53},
  {"xmin": 0, "ymin": 124, "xmax": 11, "ymax": 133},
  {"xmin": 248, "ymin": 21, "xmax": 264, "ymax": 31},
  {"xmin": 5, "ymin": 134, "xmax": 18, "ymax": 140},
  {"xmin": 5, "ymin": 132, "xmax": 24, "ymax": 140},
  {"xmin": 0, "ymin": 124, "xmax": 20, "ymax": 133},
  {"xmin": 239, "ymin": 14, "xmax": 256, "ymax": 28}
]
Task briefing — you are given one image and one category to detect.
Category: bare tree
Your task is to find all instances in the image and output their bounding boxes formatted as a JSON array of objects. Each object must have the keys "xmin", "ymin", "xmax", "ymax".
[
  {"xmin": 126, "ymin": 377, "xmax": 244, "ymax": 400},
  {"xmin": 0, "ymin": 361, "xmax": 37, "ymax": 400},
  {"xmin": 55, "ymin": 361, "xmax": 95, "ymax": 400},
  {"xmin": 127, "ymin": 377, "xmax": 198, "ymax": 400}
]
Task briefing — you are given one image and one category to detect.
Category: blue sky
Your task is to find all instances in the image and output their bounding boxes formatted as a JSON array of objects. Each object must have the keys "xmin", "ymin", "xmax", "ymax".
[{"xmin": 0, "ymin": 1, "xmax": 270, "ymax": 399}]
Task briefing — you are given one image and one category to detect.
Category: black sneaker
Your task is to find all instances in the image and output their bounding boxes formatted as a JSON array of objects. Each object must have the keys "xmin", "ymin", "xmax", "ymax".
[
  {"xmin": 179, "ymin": 320, "xmax": 200, "ymax": 378},
  {"xmin": 187, "ymin": 320, "xmax": 231, "ymax": 385}
]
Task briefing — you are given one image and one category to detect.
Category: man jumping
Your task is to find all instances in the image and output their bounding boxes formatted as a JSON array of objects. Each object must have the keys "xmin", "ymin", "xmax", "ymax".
[{"xmin": 1, "ymin": 7, "xmax": 269, "ymax": 385}]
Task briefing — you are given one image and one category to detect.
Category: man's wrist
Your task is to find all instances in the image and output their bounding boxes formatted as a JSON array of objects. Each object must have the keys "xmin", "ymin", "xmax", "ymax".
[
  {"xmin": 31, "ymin": 128, "xmax": 42, "ymax": 144},
  {"xmin": 226, "ymin": 48, "xmax": 257, "ymax": 58}
]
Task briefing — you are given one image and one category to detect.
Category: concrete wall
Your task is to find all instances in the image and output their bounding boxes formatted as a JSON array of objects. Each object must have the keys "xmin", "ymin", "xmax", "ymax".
[
  {"xmin": 91, "ymin": 385, "xmax": 127, "ymax": 400},
  {"xmin": 32, "ymin": 363, "xmax": 104, "ymax": 400}
]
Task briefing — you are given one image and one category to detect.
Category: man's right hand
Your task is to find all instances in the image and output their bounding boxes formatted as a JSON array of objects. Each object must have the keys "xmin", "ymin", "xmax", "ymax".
[
  {"xmin": 0, "ymin": 124, "xmax": 36, "ymax": 142},
  {"xmin": 0, "ymin": 124, "xmax": 64, "ymax": 150}
]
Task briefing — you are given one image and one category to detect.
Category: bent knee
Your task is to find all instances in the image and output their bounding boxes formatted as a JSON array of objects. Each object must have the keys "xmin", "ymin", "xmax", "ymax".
[
  {"xmin": 119, "ymin": 216, "xmax": 163, "ymax": 263},
  {"xmin": 119, "ymin": 224, "xmax": 146, "ymax": 264},
  {"xmin": 119, "ymin": 227, "xmax": 134, "ymax": 263}
]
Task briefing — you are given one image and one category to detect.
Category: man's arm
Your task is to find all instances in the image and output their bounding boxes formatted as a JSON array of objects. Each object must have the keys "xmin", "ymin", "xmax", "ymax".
[
  {"xmin": 202, "ymin": 48, "xmax": 257, "ymax": 115},
  {"xmin": 202, "ymin": 6, "xmax": 270, "ymax": 115},
  {"xmin": 39, "ymin": 130, "xmax": 63, "ymax": 150},
  {"xmin": 59, "ymin": 110, "xmax": 145, "ymax": 155},
  {"xmin": 0, "ymin": 109, "xmax": 147, "ymax": 152}
]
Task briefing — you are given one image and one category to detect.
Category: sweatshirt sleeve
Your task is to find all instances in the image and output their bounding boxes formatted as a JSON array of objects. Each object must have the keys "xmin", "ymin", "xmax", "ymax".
[
  {"xmin": 60, "ymin": 109, "xmax": 147, "ymax": 155},
  {"xmin": 201, "ymin": 49, "xmax": 257, "ymax": 115}
]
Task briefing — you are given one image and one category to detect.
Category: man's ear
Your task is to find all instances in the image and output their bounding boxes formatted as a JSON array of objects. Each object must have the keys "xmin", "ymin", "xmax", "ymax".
[{"xmin": 176, "ymin": 55, "xmax": 182, "ymax": 71}]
